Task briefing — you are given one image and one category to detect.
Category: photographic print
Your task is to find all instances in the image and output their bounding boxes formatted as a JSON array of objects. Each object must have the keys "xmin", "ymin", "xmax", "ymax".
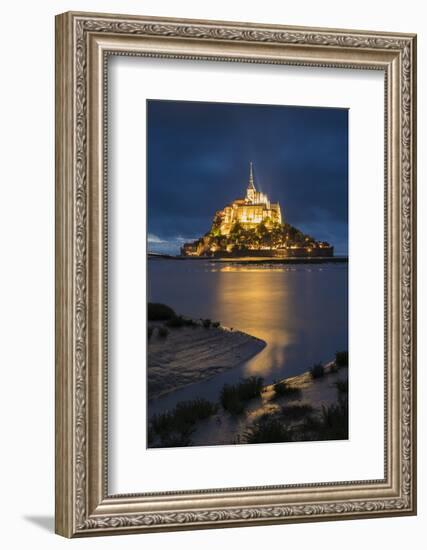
[
  {"xmin": 147, "ymin": 99, "xmax": 349, "ymax": 449},
  {"xmin": 56, "ymin": 13, "xmax": 416, "ymax": 536}
]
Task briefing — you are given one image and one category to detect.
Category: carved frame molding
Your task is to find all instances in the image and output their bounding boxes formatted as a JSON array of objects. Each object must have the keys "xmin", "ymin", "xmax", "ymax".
[{"xmin": 55, "ymin": 11, "xmax": 416, "ymax": 537}]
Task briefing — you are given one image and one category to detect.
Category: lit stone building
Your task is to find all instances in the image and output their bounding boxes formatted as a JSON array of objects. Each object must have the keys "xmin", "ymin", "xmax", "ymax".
[
  {"xmin": 180, "ymin": 162, "xmax": 333, "ymax": 258},
  {"xmin": 213, "ymin": 162, "xmax": 282, "ymax": 235}
]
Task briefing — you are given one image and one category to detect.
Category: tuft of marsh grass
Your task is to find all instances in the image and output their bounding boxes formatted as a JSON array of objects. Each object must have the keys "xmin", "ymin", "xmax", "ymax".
[
  {"xmin": 147, "ymin": 426, "xmax": 155, "ymax": 446},
  {"xmin": 329, "ymin": 362, "xmax": 339, "ymax": 373},
  {"xmin": 149, "ymin": 398, "xmax": 218, "ymax": 447},
  {"xmin": 158, "ymin": 326, "xmax": 169, "ymax": 338},
  {"xmin": 202, "ymin": 318, "xmax": 212, "ymax": 328},
  {"xmin": 148, "ymin": 302, "xmax": 176, "ymax": 321},
  {"xmin": 183, "ymin": 317, "xmax": 197, "ymax": 327},
  {"xmin": 335, "ymin": 350, "xmax": 349, "ymax": 368},
  {"xmin": 310, "ymin": 362, "xmax": 324, "ymax": 379},
  {"xmin": 242, "ymin": 417, "xmax": 293, "ymax": 444},
  {"xmin": 318, "ymin": 400, "xmax": 348, "ymax": 440},
  {"xmin": 238, "ymin": 376, "xmax": 264, "ymax": 400},
  {"xmin": 299, "ymin": 399, "xmax": 348, "ymax": 441},
  {"xmin": 273, "ymin": 381, "xmax": 302, "ymax": 399},
  {"xmin": 174, "ymin": 399, "xmax": 218, "ymax": 423},
  {"xmin": 335, "ymin": 378, "xmax": 349, "ymax": 395},
  {"xmin": 219, "ymin": 387, "xmax": 244, "ymax": 415},
  {"xmin": 281, "ymin": 403, "xmax": 313, "ymax": 421},
  {"xmin": 165, "ymin": 315, "xmax": 186, "ymax": 328},
  {"xmin": 220, "ymin": 376, "xmax": 264, "ymax": 415},
  {"xmin": 165, "ymin": 314, "xmax": 200, "ymax": 329},
  {"xmin": 151, "ymin": 399, "xmax": 218, "ymax": 433}
]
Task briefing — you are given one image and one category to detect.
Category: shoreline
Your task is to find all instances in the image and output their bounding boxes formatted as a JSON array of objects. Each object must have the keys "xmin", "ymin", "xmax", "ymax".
[
  {"xmin": 148, "ymin": 253, "xmax": 348, "ymax": 265},
  {"xmin": 192, "ymin": 360, "xmax": 348, "ymax": 447},
  {"xmin": 148, "ymin": 322, "xmax": 266, "ymax": 400},
  {"xmin": 148, "ymin": 357, "xmax": 349, "ymax": 448},
  {"xmin": 263, "ymin": 360, "xmax": 338, "ymax": 392}
]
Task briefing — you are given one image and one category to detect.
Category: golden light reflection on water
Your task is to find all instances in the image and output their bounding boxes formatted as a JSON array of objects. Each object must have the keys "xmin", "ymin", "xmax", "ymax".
[
  {"xmin": 218, "ymin": 266, "xmax": 288, "ymax": 273},
  {"xmin": 210, "ymin": 266, "xmax": 300, "ymax": 378},
  {"xmin": 207, "ymin": 264, "xmax": 300, "ymax": 274}
]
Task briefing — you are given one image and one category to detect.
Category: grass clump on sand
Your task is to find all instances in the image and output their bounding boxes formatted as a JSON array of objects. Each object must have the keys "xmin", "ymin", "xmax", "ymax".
[
  {"xmin": 148, "ymin": 302, "xmax": 176, "ymax": 321},
  {"xmin": 318, "ymin": 399, "xmax": 348, "ymax": 440},
  {"xmin": 335, "ymin": 378, "xmax": 349, "ymax": 395},
  {"xmin": 201, "ymin": 319, "xmax": 219, "ymax": 329},
  {"xmin": 273, "ymin": 381, "xmax": 302, "ymax": 399},
  {"xmin": 165, "ymin": 315, "xmax": 186, "ymax": 328},
  {"xmin": 158, "ymin": 326, "xmax": 169, "ymax": 338},
  {"xmin": 220, "ymin": 376, "xmax": 264, "ymax": 415},
  {"xmin": 183, "ymin": 317, "xmax": 198, "ymax": 327},
  {"xmin": 242, "ymin": 417, "xmax": 293, "ymax": 444},
  {"xmin": 310, "ymin": 362, "xmax": 324, "ymax": 379},
  {"xmin": 329, "ymin": 361, "xmax": 339, "ymax": 373},
  {"xmin": 165, "ymin": 314, "xmax": 199, "ymax": 328},
  {"xmin": 147, "ymin": 303, "xmax": 199, "ymax": 329},
  {"xmin": 299, "ymin": 398, "xmax": 348, "ymax": 441},
  {"xmin": 149, "ymin": 398, "xmax": 218, "ymax": 448},
  {"xmin": 335, "ymin": 350, "xmax": 349, "ymax": 368},
  {"xmin": 219, "ymin": 386, "xmax": 244, "ymax": 415},
  {"xmin": 281, "ymin": 403, "xmax": 313, "ymax": 421}
]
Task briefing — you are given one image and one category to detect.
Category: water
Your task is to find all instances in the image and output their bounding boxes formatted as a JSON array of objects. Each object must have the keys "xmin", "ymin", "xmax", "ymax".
[{"xmin": 148, "ymin": 258, "xmax": 348, "ymax": 415}]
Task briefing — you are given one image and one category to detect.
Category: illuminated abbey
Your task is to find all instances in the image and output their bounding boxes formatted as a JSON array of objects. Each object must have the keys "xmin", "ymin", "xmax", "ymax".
[
  {"xmin": 213, "ymin": 162, "xmax": 282, "ymax": 235},
  {"xmin": 181, "ymin": 162, "xmax": 333, "ymax": 258}
]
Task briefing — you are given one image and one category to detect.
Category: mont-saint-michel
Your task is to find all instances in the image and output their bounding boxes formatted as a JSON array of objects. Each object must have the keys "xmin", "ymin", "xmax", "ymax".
[{"xmin": 181, "ymin": 162, "xmax": 334, "ymax": 259}]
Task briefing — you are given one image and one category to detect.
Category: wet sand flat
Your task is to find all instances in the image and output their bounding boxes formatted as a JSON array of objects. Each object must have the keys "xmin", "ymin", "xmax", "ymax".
[{"xmin": 148, "ymin": 324, "xmax": 266, "ymax": 400}]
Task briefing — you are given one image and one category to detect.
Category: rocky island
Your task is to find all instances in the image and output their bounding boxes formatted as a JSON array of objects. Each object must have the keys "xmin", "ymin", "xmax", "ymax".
[{"xmin": 181, "ymin": 162, "xmax": 333, "ymax": 258}]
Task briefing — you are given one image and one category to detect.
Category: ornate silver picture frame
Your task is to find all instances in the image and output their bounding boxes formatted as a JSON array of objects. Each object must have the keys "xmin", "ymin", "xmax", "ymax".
[{"xmin": 55, "ymin": 11, "xmax": 417, "ymax": 537}]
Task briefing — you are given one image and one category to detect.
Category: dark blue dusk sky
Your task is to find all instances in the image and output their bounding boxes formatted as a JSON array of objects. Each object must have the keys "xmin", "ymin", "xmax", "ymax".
[{"xmin": 147, "ymin": 100, "xmax": 348, "ymax": 255}]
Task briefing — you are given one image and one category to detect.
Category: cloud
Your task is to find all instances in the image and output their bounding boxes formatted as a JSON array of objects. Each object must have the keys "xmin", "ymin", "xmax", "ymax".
[
  {"xmin": 148, "ymin": 234, "xmax": 198, "ymax": 255},
  {"xmin": 148, "ymin": 233, "xmax": 167, "ymax": 244}
]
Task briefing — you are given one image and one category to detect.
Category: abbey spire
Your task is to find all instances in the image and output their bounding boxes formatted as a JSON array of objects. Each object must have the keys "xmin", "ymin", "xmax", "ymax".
[
  {"xmin": 248, "ymin": 161, "xmax": 255, "ymax": 190},
  {"xmin": 246, "ymin": 162, "xmax": 257, "ymax": 203}
]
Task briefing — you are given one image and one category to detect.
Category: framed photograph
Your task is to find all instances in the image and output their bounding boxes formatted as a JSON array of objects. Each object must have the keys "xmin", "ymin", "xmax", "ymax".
[{"xmin": 55, "ymin": 11, "xmax": 417, "ymax": 537}]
